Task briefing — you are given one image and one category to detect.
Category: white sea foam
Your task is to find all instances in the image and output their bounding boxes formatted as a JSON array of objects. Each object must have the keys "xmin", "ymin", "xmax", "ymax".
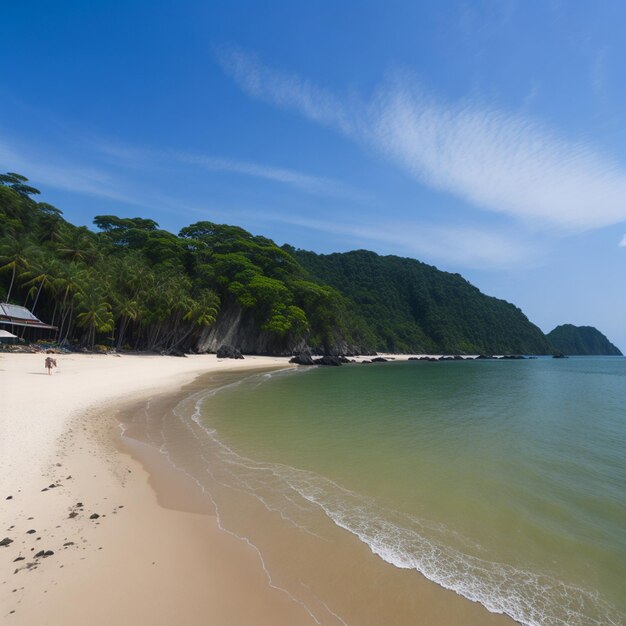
[{"xmin": 133, "ymin": 370, "xmax": 625, "ymax": 626}]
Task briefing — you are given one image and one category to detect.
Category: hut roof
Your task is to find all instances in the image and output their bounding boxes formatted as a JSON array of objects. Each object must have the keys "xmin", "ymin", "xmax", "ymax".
[
  {"xmin": 0, "ymin": 303, "xmax": 57, "ymax": 330},
  {"xmin": 0, "ymin": 329, "xmax": 18, "ymax": 338}
]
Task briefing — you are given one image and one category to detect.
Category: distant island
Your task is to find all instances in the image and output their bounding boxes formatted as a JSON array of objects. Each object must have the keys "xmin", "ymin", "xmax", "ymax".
[
  {"xmin": 547, "ymin": 324, "xmax": 623, "ymax": 356},
  {"xmin": 0, "ymin": 171, "xmax": 616, "ymax": 357}
]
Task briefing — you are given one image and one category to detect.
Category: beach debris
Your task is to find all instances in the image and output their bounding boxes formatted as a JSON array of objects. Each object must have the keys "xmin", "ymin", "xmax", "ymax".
[
  {"xmin": 89, "ymin": 513, "xmax": 100, "ymax": 520},
  {"xmin": 68, "ymin": 511, "xmax": 78, "ymax": 519},
  {"xmin": 1, "ymin": 537, "xmax": 14, "ymax": 547},
  {"xmin": 26, "ymin": 529, "xmax": 36, "ymax": 534},
  {"xmin": 13, "ymin": 556, "xmax": 25, "ymax": 562},
  {"xmin": 63, "ymin": 542, "xmax": 74, "ymax": 547},
  {"xmin": 6, "ymin": 495, "xmax": 12, "ymax": 500},
  {"xmin": 76, "ymin": 502, "xmax": 83, "ymax": 508},
  {"xmin": 34, "ymin": 550, "xmax": 54, "ymax": 558}
]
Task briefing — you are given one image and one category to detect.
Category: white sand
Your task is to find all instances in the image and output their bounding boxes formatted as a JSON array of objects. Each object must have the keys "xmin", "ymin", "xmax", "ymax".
[
  {"xmin": 0, "ymin": 353, "xmax": 289, "ymax": 498},
  {"xmin": 0, "ymin": 352, "xmax": 319, "ymax": 625}
]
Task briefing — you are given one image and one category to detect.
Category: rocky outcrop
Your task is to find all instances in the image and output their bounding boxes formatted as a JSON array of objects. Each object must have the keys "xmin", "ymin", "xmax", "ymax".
[
  {"xmin": 290, "ymin": 352, "xmax": 315, "ymax": 366},
  {"xmin": 196, "ymin": 303, "xmax": 306, "ymax": 355},
  {"xmin": 216, "ymin": 344, "xmax": 244, "ymax": 359},
  {"xmin": 313, "ymin": 356, "xmax": 345, "ymax": 366},
  {"xmin": 196, "ymin": 301, "xmax": 368, "ymax": 357}
]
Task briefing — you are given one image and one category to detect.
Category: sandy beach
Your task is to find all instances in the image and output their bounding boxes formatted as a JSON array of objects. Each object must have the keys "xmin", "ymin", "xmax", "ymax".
[
  {"xmin": 0, "ymin": 352, "xmax": 515, "ymax": 625},
  {"xmin": 0, "ymin": 352, "xmax": 319, "ymax": 625}
]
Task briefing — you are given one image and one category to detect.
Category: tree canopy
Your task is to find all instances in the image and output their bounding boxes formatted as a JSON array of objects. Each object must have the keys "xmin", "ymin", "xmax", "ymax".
[{"xmin": 1, "ymin": 171, "xmax": 557, "ymax": 355}]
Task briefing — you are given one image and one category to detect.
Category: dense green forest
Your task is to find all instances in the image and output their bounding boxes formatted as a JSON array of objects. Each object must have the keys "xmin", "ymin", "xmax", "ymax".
[
  {"xmin": 2, "ymin": 171, "xmax": 555, "ymax": 354},
  {"xmin": 291, "ymin": 249, "xmax": 553, "ymax": 354},
  {"xmin": 0, "ymin": 172, "xmax": 367, "ymax": 353},
  {"xmin": 547, "ymin": 324, "xmax": 622, "ymax": 356}
]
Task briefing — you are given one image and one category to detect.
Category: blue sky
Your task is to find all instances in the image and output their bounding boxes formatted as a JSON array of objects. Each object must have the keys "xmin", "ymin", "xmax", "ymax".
[{"xmin": 2, "ymin": 1, "xmax": 625, "ymax": 350}]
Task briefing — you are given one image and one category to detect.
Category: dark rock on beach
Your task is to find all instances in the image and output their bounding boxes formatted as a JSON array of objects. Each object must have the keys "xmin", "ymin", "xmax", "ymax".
[
  {"xmin": 0, "ymin": 537, "xmax": 13, "ymax": 547},
  {"xmin": 89, "ymin": 513, "xmax": 100, "ymax": 520},
  {"xmin": 370, "ymin": 357, "xmax": 388, "ymax": 363},
  {"xmin": 313, "ymin": 356, "xmax": 344, "ymax": 366},
  {"xmin": 289, "ymin": 352, "xmax": 315, "ymax": 365},
  {"xmin": 164, "ymin": 348, "xmax": 187, "ymax": 357},
  {"xmin": 216, "ymin": 345, "xmax": 244, "ymax": 359}
]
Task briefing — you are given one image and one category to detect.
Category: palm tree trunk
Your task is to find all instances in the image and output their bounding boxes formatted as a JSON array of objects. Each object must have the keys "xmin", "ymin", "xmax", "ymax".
[
  {"xmin": 5, "ymin": 266, "xmax": 16, "ymax": 303},
  {"xmin": 31, "ymin": 281, "xmax": 44, "ymax": 314}
]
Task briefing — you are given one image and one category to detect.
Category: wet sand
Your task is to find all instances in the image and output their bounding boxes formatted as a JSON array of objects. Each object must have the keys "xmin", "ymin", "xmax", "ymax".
[{"xmin": 119, "ymin": 368, "xmax": 516, "ymax": 626}]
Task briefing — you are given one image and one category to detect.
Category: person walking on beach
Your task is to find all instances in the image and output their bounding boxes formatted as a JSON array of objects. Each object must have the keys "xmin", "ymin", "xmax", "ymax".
[{"xmin": 44, "ymin": 356, "xmax": 57, "ymax": 375}]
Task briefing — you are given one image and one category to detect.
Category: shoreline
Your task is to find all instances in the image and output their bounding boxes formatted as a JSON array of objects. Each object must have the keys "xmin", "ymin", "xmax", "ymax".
[{"xmin": 1, "ymin": 352, "xmax": 515, "ymax": 625}]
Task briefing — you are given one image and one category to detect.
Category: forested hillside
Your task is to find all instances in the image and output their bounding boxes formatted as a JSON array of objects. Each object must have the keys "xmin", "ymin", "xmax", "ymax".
[
  {"xmin": 291, "ymin": 248, "xmax": 553, "ymax": 354},
  {"xmin": 547, "ymin": 324, "xmax": 622, "ymax": 355},
  {"xmin": 2, "ymin": 171, "xmax": 554, "ymax": 355},
  {"xmin": 0, "ymin": 172, "xmax": 369, "ymax": 354}
]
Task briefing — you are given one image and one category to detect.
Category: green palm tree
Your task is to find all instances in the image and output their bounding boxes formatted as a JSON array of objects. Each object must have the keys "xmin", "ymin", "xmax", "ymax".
[
  {"xmin": 57, "ymin": 227, "xmax": 100, "ymax": 264},
  {"xmin": 0, "ymin": 236, "xmax": 32, "ymax": 303},
  {"xmin": 52, "ymin": 262, "xmax": 86, "ymax": 342},
  {"xmin": 20, "ymin": 253, "xmax": 58, "ymax": 313},
  {"xmin": 114, "ymin": 297, "xmax": 140, "ymax": 349},
  {"xmin": 75, "ymin": 289, "xmax": 114, "ymax": 350}
]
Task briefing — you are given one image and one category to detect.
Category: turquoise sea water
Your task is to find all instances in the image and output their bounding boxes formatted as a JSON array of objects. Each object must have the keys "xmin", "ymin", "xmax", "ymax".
[{"xmin": 191, "ymin": 357, "xmax": 625, "ymax": 626}]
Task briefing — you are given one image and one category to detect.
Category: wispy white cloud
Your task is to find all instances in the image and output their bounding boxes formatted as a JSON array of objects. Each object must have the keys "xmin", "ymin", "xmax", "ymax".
[
  {"xmin": 217, "ymin": 47, "xmax": 626, "ymax": 232},
  {"xmin": 619, "ymin": 234, "xmax": 626, "ymax": 247},
  {"xmin": 0, "ymin": 138, "xmax": 144, "ymax": 207},
  {"xmin": 176, "ymin": 153, "xmax": 359, "ymax": 199},
  {"xmin": 95, "ymin": 139, "xmax": 361, "ymax": 201},
  {"xmin": 215, "ymin": 45, "xmax": 353, "ymax": 134}
]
